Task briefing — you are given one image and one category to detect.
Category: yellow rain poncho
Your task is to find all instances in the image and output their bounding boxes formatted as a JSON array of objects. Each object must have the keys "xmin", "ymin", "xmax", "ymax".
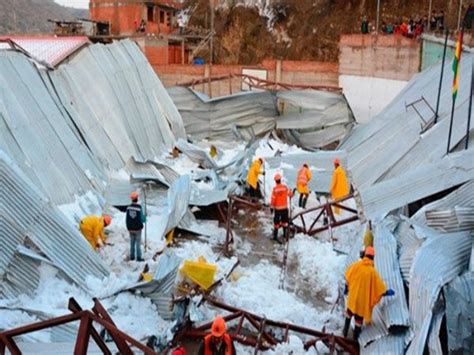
[
  {"xmin": 296, "ymin": 166, "xmax": 312, "ymax": 194},
  {"xmin": 330, "ymin": 165, "xmax": 349, "ymax": 215},
  {"xmin": 246, "ymin": 159, "xmax": 262, "ymax": 190},
  {"xmin": 79, "ymin": 215, "xmax": 106, "ymax": 250},
  {"xmin": 345, "ymin": 257, "xmax": 387, "ymax": 323}
]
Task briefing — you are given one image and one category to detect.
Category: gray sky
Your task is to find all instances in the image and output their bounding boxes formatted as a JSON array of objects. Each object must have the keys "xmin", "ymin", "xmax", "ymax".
[{"xmin": 54, "ymin": 0, "xmax": 89, "ymax": 9}]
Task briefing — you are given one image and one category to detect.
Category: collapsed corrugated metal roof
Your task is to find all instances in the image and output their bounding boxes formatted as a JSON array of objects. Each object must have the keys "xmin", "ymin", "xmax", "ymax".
[
  {"xmin": 168, "ymin": 86, "xmax": 277, "ymax": 141},
  {"xmin": 276, "ymin": 90, "xmax": 355, "ymax": 150},
  {"xmin": 341, "ymin": 54, "xmax": 474, "ymax": 204},
  {"xmin": 406, "ymin": 230, "xmax": 471, "ymax": 355},
  {"xmin": 0, "ymin": 150, "xmax": 109, "ymax": 298}
]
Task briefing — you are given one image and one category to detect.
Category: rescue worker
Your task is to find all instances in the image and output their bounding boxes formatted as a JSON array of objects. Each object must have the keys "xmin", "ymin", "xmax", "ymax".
[
  {"xmin": 197, "ymin": 316, "xmax": 236, "ymax": 355},
  {"xmin": 343, "ymin": 246, "xmax": 395, "ymax": 340},
  {"xmin": 126, "ymin": 191, "xmax": 146, "ymax": 261},
  {"xmin": 329, "ymin": 158, "xmax": 349, "ymax": 215},
  {"xmin": 246, "ymin": 157, "xmax": 264, "ymax": 199},
  {"xmin": 79, "ymin": 214, "xmax": 112, "ymax": 250},
  {"xmin": 270, "ymin": 173, "xmax": 293, "ymax": 243},
  {"xmin": 296, "ymin": 163, "xmax": 312, "ymax": 208}
]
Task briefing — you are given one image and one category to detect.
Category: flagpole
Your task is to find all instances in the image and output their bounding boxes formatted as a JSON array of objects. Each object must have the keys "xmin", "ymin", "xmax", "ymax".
[
  {"xmin": 447, "ymin": 27, "xmax": 464, "ymax": 154},
  {"xmin": 447, "ymin": 99, "xmax": 457, "ymax": 154},
  {"xmin": 435, "ymin": 29, "xmax": 449, "ymax": 124},
  {"xmin": 466, "ymin": 57, "xmax": 473, "ymax": 150}
]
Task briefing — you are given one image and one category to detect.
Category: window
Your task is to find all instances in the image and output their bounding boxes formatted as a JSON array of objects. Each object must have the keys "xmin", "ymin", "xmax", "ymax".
[
  {"xmin": 160, "ymin": 10, "xmax": 165, "ymax": 24},
  {"xmin": 147, "ymin": 5, "xmax": 154, "ymax": 22}
]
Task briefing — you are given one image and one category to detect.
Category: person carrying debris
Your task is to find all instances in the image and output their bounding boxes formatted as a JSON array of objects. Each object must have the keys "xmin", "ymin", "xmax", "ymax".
[
  {"xmin": 198, "ymin": 316, "xmax": 236, "ymax": 355},
  {"xmin": 296, "ymin": 163, "xmax": 312, "ymax": 208},
  {"xmin": 270, "ymin": 173, "xmax": 293, "ymax": 243},
  {"xmin": 79, "ymin": 214, "xmax": 112, "ymax": 250},
  {"xmin": 343, "ymin": 246, "xmax": 395, "ymax": 341},
  {"xmin": 329, "ymin": 158, "xmax": 349, "ymax": 215},
  {"xmin": 246, "ymin": 157, "xmax": 264, "ymax": 199},
  {"xmin": 126, "ymin": 191, "xmax": 147, "ymax": 261}
]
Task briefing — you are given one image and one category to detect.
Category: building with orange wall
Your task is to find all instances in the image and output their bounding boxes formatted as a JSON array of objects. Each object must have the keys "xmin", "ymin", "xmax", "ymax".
[{"xmin": 89, "ymin": 0, "xmax": 191, "ymax": 64}]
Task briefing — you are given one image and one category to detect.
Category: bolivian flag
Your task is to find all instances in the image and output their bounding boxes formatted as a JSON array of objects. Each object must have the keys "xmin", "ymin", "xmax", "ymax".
[{"xmin": 452, "ymin": 30, "xmax": 464, "ymax": 100}]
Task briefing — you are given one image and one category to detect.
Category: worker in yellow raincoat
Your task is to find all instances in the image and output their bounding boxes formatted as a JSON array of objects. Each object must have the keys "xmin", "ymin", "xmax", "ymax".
[
  {"xmin": 79, "ymin": 215, "xmax": 112, "ymax": 251},
  {"xmin": 329, "ymin": 158, "xmax": 349, "ymax": 215},
  {"xmin": 296, "ymin": 163, "xmax": 312, "ymax": 208},
  {"xmin": 246, "ymin": 158, "xmax": 264, "ymax": 199},
  {"xmin": 343, "ymin": 246, "xmax": 395, "ymax": 340}
]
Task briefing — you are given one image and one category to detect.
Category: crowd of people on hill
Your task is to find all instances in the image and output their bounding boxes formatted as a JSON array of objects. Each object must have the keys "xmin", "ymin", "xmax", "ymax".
[{"xmin": 361, "ymin": 9, "xmax": 446, "ymax": 38}]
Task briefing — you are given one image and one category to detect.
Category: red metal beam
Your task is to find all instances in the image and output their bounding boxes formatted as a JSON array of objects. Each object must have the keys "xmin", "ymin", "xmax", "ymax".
[{"xmin": 191, "ymin": 296, "xmax": 359, "ymax": 354}]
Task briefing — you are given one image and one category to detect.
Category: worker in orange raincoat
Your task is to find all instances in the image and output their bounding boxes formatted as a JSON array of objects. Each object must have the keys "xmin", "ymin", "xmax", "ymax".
[
  {"xmin": 329, "ymin": 158, "xmax": 349, "ymax": 215},
  {"xmin": 270, "ymin": 173, "xmax": 293, "ymax": 243},
  {"xmin": 198, "ymin": 316, "xmax": 236, "ymax": 355},
  {"xmin": 296, "ymin": 163, "xmax": 312, "ymax": 208},
  {"xmin": 246, "ymin": 158, "xmax": 264, "ymax": 199},
  {"xmin": 79, "ymin": 215, "xmax": 112, "ymax": 250},
  {"xmin": 343, "ymin": 246, "xmax": 395, "ymax": 340}
]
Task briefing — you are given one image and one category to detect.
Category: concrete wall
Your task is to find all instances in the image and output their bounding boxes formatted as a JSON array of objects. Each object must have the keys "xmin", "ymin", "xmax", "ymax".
[
  {"xmin": 339, "ymin": 75, "xmax": 408, "ymax": 123},
  {"xmin": 339, "ymin": 34, "xmax": 420, "ymax": 122},
  {"xmin": 153, "ymin": 60, "xmax": 339, "ymax": 97}
]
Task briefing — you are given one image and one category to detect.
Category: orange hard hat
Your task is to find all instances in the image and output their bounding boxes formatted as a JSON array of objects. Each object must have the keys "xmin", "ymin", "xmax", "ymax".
[
  {"xmin": 274, "ymin": 173, "xmax": 282, "ymax": 182},
  {"xmin": 103, "ymin": 214, "xmax": 112, "ymax": 226},
  {"xmin": 130, "ymin": 191, "xmax": 138, "ymax": 200},
  {"xmin": 211, "ymin": 316, "xmax": 226, "ymax": 338},
  {"xmin": 333, "ymin": 158, "xmax": 341, "ymax": 165},
  {"xmin": 365, "ymin": 246, "xmax": 375, "ymax": 257}
]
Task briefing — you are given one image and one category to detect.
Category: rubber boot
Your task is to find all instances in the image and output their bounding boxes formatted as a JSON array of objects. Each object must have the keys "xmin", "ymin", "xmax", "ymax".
[
  {"xmin": 298, "ymin": 194, "xmax": 303, "ymax": 208},
  {"xmin": 273, "ymin": 228, "xmax": 279, "ymax": 242},
  {"xmin": 342, "ymin": 317, "xmax": 351, "ymax": 338},
  {"xmin": 353, "ymin": 326, "xmax": 362, "ymax": 341},
  {"xmin": 302, "ymin": 195, "xmax": 308, "ymax": 209}
]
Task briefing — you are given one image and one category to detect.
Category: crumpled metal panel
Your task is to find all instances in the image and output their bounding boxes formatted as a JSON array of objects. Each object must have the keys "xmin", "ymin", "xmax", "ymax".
[
  {"xmin": 425, "ymin": 207, "xmax": 474, "ymax": 233},
  {"xmin": 444, "ymin": 271, "xmax": 474, "ymax": 354},
  {"xmin": 406, "ymin": 230, "xmax": 472, "ymax": 355},
  {"xmin": 128, "ymin": 250, "xmax": 181, "ymax": 320},
  {"xmin": 276, "ymin": 90, "xmax": 355, "ymax": 150},
  {"xmin": 168, "ymin": 86, "xmax": 277, "ymax": 141},
  {"xmin": 0, "ymin": 150, "xmax": 109, "ymax": 297},
  {"xmin": 412, "ymin": 180, "xmax": 474, "ymax": 225},
  {"xmin": 175, "ymin": 138, "xmax": 218, "ymax": 169},
  {"xmin": 359, "ymin": 149, "xmax": 474, "ymax": 220}
]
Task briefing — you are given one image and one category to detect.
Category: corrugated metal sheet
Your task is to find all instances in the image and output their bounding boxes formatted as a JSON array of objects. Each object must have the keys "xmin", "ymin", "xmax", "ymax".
[
  {"xmin": 425, "ymin": 207, "xmax": 474, "ymax": 232},
  {"xmin": 340, "ymin": 54, "xmax": 474, "ymax": 195},
  {"xmin": 0, "ymin": 150, "xmax": 109, "ymax": 298},
  {"xmin": 0, "ymin": 36, "xmax": 89, "ymax": 67},
  {"xmin": 361, "ymin": 334, "xmax": 405, "ymax": 355},
  {"xmin": 168, "ymin": 86, "xmax": 277, "ymax": 141},
  {"xmin": 411, "ymin": 180, "xmax": 474, "ymax": 225},
  {"xmin": 406, "ymin": 230, "xmax": 472, "ymax": 355},
  {"xmin": 276, "ymin": 90, "xmax": 355, "ymax": 150},
  {"xmin": 0, "ymin": 50, "xmax": 105, "ymax": 205},
  {"xmin": 49, "ymin": 40, "xmax": 184, "ymax": 171},
  {"xmin": 444, "ymin": 271, "xmax": 474, "ymax": 354},
  {"xmin": 359, "ymin": 149, "xmax": 474, "ymax": 220}
]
